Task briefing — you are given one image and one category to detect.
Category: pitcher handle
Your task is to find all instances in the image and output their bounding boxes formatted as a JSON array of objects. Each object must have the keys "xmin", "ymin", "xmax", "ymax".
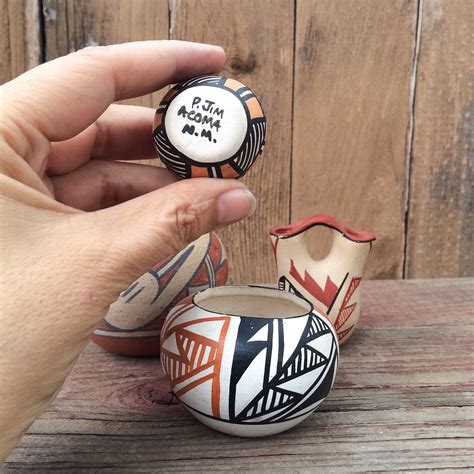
[{"xmin": 270, "ymin": 214, "xmax": 375, "ymax": 243}]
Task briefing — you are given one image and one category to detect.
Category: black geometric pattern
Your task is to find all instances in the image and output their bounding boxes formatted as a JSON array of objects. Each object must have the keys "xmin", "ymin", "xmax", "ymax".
[
  {"xmin": 278, "ymin": 275, "xmax": 303, "ymax": 296},
  {"xmin": 233, "ymin": 120, "xmax": 266, "ymax": 173},
  {"xmin": 153, "ymin": 129, "xmax": 188, "ymax": 177},
  {"xmin": 228, "ymin": 311, "xmax": 337, "ymax": 424}
]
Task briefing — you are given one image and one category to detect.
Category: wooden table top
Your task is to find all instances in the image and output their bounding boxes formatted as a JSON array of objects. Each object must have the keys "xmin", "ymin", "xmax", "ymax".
[{"xmin": 4, "ymin": 279, "xmax": 473, "ymax": 472}]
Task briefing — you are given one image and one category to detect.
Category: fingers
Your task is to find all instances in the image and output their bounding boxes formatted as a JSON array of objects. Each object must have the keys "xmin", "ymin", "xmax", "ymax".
[
  {"xmin": 51, "ymin": 160, "xmax": 179, "ymax": 211},
  {"xmin": 48, "ymin": 105, "xmax": 157, "ymax": 175},
  {"xmin": 83, "ymin": 178, "xmax": 256, "ymax": 285},
  {"xmin": 1, "ymin": 41, "xmax": 225, "ymax": 145}
]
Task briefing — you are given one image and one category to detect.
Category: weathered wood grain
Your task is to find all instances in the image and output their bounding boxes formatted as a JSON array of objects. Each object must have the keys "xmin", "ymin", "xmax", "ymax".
[
  {"xmin": 1, "ymin": 0, "xmax": 472, "ymax": 283},
  {"xmin": 292, "ymin": 0, "xmax": 418, "ymax": 279},
  {"xmin": 169, "ymin": 0, "xmax": 294, "ymax": 284},
  {"xmin": 406, "ymin": 0, "xmax": 474, "ymax": 278},
  {"xmin": 0, "ymin": 0, "xmax": 41, "ymax": 84},
  {"xmin": 42, "ymin": 0, "xmax": 169, "ymax": 109},
  {"xmin": 4, "ymin": 279, "xmax": 473, "ymax": 471}
]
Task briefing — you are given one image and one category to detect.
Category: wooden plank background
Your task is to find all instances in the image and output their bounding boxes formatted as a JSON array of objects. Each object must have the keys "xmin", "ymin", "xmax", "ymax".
[
  {"xmin": 406, "ymin": 0, "xmax": 473, "ymax": 278},
  {"xmin": 1, "ymin": 0, "xmax": 472, "ymax": 283}
]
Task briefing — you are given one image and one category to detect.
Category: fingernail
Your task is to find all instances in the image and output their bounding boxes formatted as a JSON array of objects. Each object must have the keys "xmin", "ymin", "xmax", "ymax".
[
  {"xmin": 217, "ymin": 189, "xmax": 256, "ymax": 224},
  {"xmin": 202, "ymin": 44, "xmax": 225, "ymax": 53}
]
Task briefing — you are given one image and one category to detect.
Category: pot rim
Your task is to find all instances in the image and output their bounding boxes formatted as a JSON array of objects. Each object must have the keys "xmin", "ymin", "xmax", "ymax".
[
  {"xmin": 191, "ymin": 284, "xmax": 315, "ymax": 319},
  {"xmin": 270, "ymin": 214, "xmax": 376, "ymax": 242}
]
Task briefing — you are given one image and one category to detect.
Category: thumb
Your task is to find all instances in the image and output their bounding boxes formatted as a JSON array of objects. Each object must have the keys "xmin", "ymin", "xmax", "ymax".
[{"xmin": 82, "ymin": 178, "xmax": 255, "ymax": 296}]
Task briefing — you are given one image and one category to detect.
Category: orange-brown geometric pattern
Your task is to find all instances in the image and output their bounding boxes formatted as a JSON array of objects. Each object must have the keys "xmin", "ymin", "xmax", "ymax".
[
  {"xmin": 161, "ymin": 314, "xmax": 230, "ymax": 417},
  {"xmin": 245, "ymin": 96, "xmax": 264, "ymax": 119},
  {"xmin": 333, "ymin": 277, "xmax": 361, "ymax": 339}
]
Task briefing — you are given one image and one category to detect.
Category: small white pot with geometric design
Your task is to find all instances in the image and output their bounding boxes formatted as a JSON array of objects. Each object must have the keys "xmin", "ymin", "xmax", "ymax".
[{"xmin": 160, "ymin": 286, "xmax": 339, "ymax": 437}]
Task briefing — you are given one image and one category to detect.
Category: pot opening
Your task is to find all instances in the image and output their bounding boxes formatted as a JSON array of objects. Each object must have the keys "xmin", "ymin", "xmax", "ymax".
[{"xmin": 193, "ymin": 286, "xmax": 312, "ymax": 319}]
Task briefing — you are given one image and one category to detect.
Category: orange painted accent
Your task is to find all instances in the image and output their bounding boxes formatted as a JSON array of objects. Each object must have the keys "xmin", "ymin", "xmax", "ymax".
[
  {"xmin": 162, "ymin": 88, "xmax": 177, "ymax": 103},
  {"xmin": 216, "ymin": 259, "xmax": 229, "ymax": 285},
  {"xmin": 224, "ymin": 78, "xmax": 245, "ymax": 91},
  {"xmin": 334, "ymin": 277, "xmax": 361, "ymax": 337},
  {"xmin": 161, "ymin": 315, "xmax": 231, "ymax": 418},
  {"xmin": 211, "ymin": 317, "xmax": 230, "ymax": 417},
  {"xmin": 337, "ymin": 324, "xmax": 355, "ymax": 341},
  {"xmin": 334, "ymin": 303, "xmax": 356, "ymax": 331},
  {"xmin": 245, "ymin": 96, "xmax": 264, "ymax": 119},
  {"xmin": 341, "ymin": 277, "xmax": 361, "ymax": 308},
  {"xmin": 163, "ymin": 316, "xmax": 229, "ymax": 341},
  {"xmin": 190, "ymin": 339, "xmax": 200, "ymax": 368},
  {"xmin": 290, "ymin": 260, "xmax": 338, "ymax": 308},
  {"xmin": 175, "ymin": 373, "xmax": 214, "ymax": 397},
  {"xmin": 183, "ymin": 336, "xmax": 191, "ymax": 353},
  {"xmin": 191, "ymin": 166, "xmax": 210, "ymax": 178},
  {"xmin": 197, "ymin": 342, "xmax": 206, "ymax": 367},
  {"xmin": 270, "ymin": 215, "xmax": 375, "ymax": 242},
  {"xmin": 160, "ymin": 303, "xmax": 194, "ymax": 337},
  {"xmin": 179, "ymin": 328, "xmax": 219, "ymax": 352},
  {"xmin": 177, "ymin": 334, "xmax": 192, "ymax": 364},
  {"xmin": 220, "ymin": 164, "xmax": 240, "ymax": 178},
  {"xmin": 153, "ymin": 111, "xmax": 163, "ymax": 130},
  {"xmin": 167, "ymin": 358, "xmax": 215, "ymax": 385}
]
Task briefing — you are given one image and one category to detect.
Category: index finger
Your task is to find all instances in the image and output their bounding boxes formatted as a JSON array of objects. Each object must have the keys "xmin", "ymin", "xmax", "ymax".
[{"xmin": 0, "ymin": 41, "xmax": 225, "ymax": 142}]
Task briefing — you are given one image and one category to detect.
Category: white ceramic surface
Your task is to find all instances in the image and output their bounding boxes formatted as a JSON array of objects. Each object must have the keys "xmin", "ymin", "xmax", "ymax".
[{"xmin": 160, "ymin": 286, "xmax": 339, "ymax": 437}]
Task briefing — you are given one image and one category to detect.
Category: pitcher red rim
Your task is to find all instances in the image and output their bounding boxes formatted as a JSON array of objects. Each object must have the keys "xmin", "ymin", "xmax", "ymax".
[{"xmin": 270, "ymin": 214, "xmax": 376, "ymax": 243}]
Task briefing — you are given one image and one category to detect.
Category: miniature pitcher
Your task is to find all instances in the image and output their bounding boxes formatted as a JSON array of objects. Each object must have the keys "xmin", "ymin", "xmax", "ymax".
[{"xmin": 270, "ymin": 215, "xmax": 375, "ymax": 344}]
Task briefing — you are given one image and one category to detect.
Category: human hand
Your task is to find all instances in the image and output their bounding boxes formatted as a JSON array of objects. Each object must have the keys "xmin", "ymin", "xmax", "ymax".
[{"xmin": 0, "ymin": 41, "xmax": 256, "ymax": 459}]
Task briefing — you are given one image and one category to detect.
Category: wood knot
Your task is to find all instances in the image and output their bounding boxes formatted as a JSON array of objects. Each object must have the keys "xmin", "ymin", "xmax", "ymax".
[
  {"xmin": 228, "ymin": 52, "xmax": 257, "ymax": 75},
  {"xmin": 138, "ymin": 379, "xmax": 180, "ymax": 406}
]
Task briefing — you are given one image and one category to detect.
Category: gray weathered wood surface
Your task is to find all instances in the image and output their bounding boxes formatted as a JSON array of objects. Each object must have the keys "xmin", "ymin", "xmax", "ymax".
[
  {"xmin": 3, "ymin": 279, "xmax": 473, "ymax": 471},
  {"xmin": 2, "ymin": 0, "xmax": 473, "ymax": 281}
]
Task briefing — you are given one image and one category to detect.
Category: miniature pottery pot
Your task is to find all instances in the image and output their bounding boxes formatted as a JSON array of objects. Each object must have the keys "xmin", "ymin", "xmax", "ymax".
[
  {"xmin": 91, "ymin": 232, "xmax": 228, "ymax": 357},
  {"xmin": 153, "ymin": 75, "xmax": 266, "ymax": 179},
  {"xmin": 270, "ymin": 215, "xmax": 375, "ymax": 345},
  {"xmin": 160, "ymin": 286, "xmax": 339, "ymax": 437}
]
